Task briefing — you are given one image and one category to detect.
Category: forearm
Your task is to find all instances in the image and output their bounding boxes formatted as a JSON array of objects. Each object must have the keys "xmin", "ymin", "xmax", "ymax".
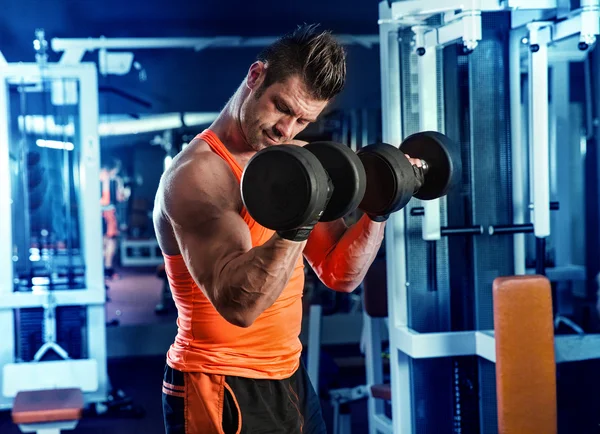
[
  {"xmin": 318, "ymin": 214, "xmax": 385, "ymax": 292},
  {"xmin": 216, "ymin": 235, "xmax": 305, "ymax": 326}
]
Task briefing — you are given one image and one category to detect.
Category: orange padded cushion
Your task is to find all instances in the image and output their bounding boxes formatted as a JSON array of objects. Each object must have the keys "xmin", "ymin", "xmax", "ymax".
[
  {"xmin": 12, "ymin": 388, "xmax": 84, "ymax": 424},
  {"xmin": 493, "ymin": 275, "xmax": 557, "ymax": 434},
  {"xmin": 370, "ymin": 383, "xmax": 391, "ymax": 401}
]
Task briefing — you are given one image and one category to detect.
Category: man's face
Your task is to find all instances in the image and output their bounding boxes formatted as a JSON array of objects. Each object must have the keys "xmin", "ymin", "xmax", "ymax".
[{"xmin": 240, "ymin": 69, "xmax": 328, "ymax": 151}]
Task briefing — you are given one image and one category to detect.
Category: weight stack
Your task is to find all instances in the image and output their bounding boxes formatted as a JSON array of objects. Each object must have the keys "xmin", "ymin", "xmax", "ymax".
[{"xmin": 15, "ymin": 306, "xmax": 87, "ymax": 362}]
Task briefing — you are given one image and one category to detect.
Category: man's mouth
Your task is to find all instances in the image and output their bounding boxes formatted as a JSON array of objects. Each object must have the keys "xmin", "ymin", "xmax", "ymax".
[{"xmin": 264, "ymin": 130, "xmax": 278, "ymax": 144}]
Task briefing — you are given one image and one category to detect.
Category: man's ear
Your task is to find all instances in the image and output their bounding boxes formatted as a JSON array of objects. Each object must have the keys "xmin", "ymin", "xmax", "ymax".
[{"xmin": 247, "ymin": 61, "xmax": 266, "ymax": 91}]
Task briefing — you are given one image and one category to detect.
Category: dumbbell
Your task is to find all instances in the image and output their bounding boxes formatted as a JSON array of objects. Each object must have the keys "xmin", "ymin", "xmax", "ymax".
[
  {"xmin": 240, "ymin": 141, "xmax": 366, "ymax": 233},
  {"xmin": 356, "ymin": 131, "xmax": 461, "ymax": 221},
  {"xmin": 240, "ymin": 131, "xmax": 460, "ymax": 233}
]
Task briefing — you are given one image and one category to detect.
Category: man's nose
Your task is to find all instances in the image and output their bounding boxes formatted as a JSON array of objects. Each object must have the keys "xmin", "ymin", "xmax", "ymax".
[{"xmin": 274, "ymin": 118, "xmax": 295, "ymax": 140}]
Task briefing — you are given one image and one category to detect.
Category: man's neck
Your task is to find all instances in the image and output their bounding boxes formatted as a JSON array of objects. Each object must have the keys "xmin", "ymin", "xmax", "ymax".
[{"xmin": 208, "ymin": 84, "xmax": 256, "ymax": 168}]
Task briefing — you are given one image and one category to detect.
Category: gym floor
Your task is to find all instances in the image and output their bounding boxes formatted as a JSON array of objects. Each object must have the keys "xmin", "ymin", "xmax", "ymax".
[{"xmin": 104, "ymin": 267, "xmax": 176, "ymax": 327}]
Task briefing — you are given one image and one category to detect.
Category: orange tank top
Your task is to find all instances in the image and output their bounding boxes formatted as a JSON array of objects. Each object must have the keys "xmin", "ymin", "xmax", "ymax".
[{"xmin": 163, "ymin": 129, "xmax": 305, "ymax": 379}]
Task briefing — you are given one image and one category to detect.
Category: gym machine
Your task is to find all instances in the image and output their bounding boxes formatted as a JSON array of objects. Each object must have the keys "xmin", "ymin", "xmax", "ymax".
[
  {"xmin": 377, "ymin": 1, "xmax": 600, "ymax": 433},
  {"xmin": 0, "ymin": 34, "xmax": 109, "ymax": 432}
]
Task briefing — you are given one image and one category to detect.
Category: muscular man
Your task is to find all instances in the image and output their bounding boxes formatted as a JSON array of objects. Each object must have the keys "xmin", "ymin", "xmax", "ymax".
[
  {"xmin": 154, "ymin": 24, "xmax": 418, "ymax": 433},
  {"xmin": 100, "ymin": 158, "xmax": 130, "ymax": 278}
]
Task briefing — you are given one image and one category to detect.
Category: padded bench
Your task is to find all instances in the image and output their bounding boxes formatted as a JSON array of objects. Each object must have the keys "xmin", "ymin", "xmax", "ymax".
[{"xmin": 12, "ymin": 388, "xmax": 84, "ymax": 434}]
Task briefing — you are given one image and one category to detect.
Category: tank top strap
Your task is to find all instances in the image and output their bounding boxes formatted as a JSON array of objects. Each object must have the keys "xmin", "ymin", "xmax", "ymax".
[
  {"xmin": 196, "ymin": 130, "xmax": 243, "ymax": 182},
  {"xmin": 196, "ymin": 130, "xmax": 271, "ymax": 241}
]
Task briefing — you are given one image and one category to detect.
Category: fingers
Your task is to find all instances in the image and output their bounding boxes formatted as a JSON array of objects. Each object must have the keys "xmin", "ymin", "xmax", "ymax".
[{"xmin": 404, "ymin": 154, "xmax": 422, "ymax": 167}]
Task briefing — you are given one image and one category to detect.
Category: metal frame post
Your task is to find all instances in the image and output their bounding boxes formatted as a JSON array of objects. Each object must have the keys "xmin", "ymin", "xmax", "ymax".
[
  {"xmin": 415, "ymin": 29, "xmax": 442, "ymax": 241},
  {"xmin": 528, "ymin": 23, "xmax": 552, "ymax": 239},
  {"xmin": 550, "ymin": 60, "xmax": 572, "ymax": 267},
  {"xmin": 379, "ymin": 2, "xmax": 412, "ymax": 433},
  {"xmin": 509, "ymin": 28, "xmax": 528, "ymax": 275}
]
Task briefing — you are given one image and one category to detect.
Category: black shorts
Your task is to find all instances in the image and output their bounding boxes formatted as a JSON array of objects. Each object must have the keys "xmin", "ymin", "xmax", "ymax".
[{"xmin": 162, "ymin": 360, "xmax": 326, "ymax": 434}]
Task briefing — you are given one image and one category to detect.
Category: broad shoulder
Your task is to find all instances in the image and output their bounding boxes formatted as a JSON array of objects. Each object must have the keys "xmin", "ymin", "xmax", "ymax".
[{"xmin": 160, "ymin": 139, "xmax": 240, "ymax": 227}]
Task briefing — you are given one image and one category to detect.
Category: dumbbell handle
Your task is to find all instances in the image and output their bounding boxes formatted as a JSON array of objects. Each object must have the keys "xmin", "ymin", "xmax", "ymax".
[{"xmin": 411, "ymin": 160, "xmax": 430, "ymax": 195}]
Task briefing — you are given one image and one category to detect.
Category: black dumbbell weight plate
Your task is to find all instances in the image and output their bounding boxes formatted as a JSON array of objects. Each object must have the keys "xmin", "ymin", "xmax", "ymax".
[
  {"xmin": 241, "ymin": 145, "xmax": 330, "ymax": 231},
  {"xmin": 304, "ymin": 141, "xmax": 366, "ymax": 222},
  {"xmin": 399, "ymin": 131, "xmax": 461, "ymax": 200},
  {"xmin": 356, "ymin": 143, "xmax": 415, "ymax": 217}
]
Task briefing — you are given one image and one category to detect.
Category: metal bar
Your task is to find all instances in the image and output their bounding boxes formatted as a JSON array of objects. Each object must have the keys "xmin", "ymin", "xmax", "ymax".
[
  {"xmin": 536, "ymin": 236, "xmax": 547, "ymax": 276},
  {"xmin": 410, "ymin": 209, "xmax": 483, "ymax": 234},
  {"xmin": 0, "ymin": 62, "xmax": 13, "ymax": 297},
  {"xmin": 391, "ymin": 0, "xmax": 505, "ymax": 20},
  {"xmin": 528, "ymin": 24, "xmax": 551, "ymax": 238},
  {"xmin": 507, "ymin": 0, "xmax": 558, "ymax": 8},
  {"xmin": 555, "ymin": 334, "xmax": 600, "ymax": 362},
  {"xmin": 0, "ymin": 290, "xmax": 104, "ymax": 309},
  {"xmin": 350, "ymin": 110, "xmax": 359, "ymax": 152},
  {"xmin": 436, "ymin": 19, "xmax": 464, "ymax": 46},
  {"xmin": 0, "ymin": 65, "xmax": 17, "ymax": 403},
  {"xmin": 373, "ymin": 414, "xmax": 394, "ymax": 433},
  {"xmin": 422, "ymin": 26, "xmax": 439, "ymax": 50},
  {"xmin": 418, "ymin": 45, "xmax": 442, "ymax": 241},
  {"xmin": 386, "ymin": 326, "xmax": 600, "ymax": 363},
  {"xmin": 440, "ymin": 226, "xmax": 484, "ymax": 235},
  {"xmin": 510, "ymin": 27, "xmax": 527, "ymax": 275},
  {"xmin": 20, "ymin": 112, "xmax": 220, "ymax": 138},
  {"xmin": 511, "ymin": 9, "xmax": 556, "ymax": 29},
  {"xmin": 78, "ymin": 63, "xmax": 105, "ymax": 294},
  {"xmin": 396, "ymin": 326, "xmax": 476, "ymax": 358},
  {"xmin": 475, "ymin": 331, "xmax": 496, "ymax": 363},
  {"xmin": 2, "ymin": 359, "xmax": 99, "ymax": 397},
  {"xmin": 580, "ymin": 0, "xmax": 600, "ymax": 47},
  {"xmin": 585, "ymin": 57, "xmax": 594, "ymax": 140},
  {"xmin": 553, "ymin": 14, "xmax": 583, "ymax": 41},
  {"xmin": 539, "ymin": 264, "xmax": 587, "ymax": 281},
  {"xmin": 306, "ymin": 304, "xmax": 322, "ymax": 393},
  {"xmin": 488, "ymin": 223, "xmax": 534, "ymax": 235},
  {"xmin": 551, "ymin": 61, "xmax": 572, "ymax": 268},
  {"xmin": 422, "ymin": 11, "xmax": 482, "ymax": 53},
  {"xmin": 379, "ymin": 3, "xmax": 411, "ymax": 433},
  {"xmin": 427, "ymin": 241, "xmax": 438, "ymax": 292},
  {"xmin": 361, "ymin": 109, "xmax": 369, "ymax": 148},
  {"xmin": 363, "ymin": 313, "xmax": 386, "ymax": 434},
  {"xmin": 51, "ymin": 35, "xmax": 381, "ymax": 52}
]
